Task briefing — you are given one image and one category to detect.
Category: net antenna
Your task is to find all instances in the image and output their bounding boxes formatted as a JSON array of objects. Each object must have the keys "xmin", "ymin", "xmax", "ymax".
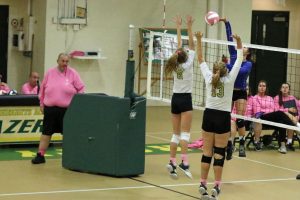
[
  {"xmin": 160, "ymin": 0, "xmax": 168, "ymax": 97},
  {"xmin": 162, "ymin": 0, "xmax": 167, "ymax": 28}
]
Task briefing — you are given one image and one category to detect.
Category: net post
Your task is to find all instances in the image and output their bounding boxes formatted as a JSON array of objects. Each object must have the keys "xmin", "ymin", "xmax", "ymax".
[
  {"xmin": 124, "ymin": 24, "xmax": 135, "ymax": 98},
  {"xmin": 146, "ymin": 31, "xmax": 154, "ymax": 98}
]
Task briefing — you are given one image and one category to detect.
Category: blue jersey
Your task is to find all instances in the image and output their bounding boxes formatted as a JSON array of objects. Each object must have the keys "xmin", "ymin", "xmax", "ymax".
[{"xmin": 225, "ymin": 21, "xmax": 252, "ymax": 90}]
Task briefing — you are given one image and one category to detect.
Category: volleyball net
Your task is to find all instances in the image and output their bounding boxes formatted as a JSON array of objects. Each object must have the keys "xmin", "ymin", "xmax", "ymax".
[{"xmin": 144, "ymin": 29, "xmax": 300, "ymax": 132}]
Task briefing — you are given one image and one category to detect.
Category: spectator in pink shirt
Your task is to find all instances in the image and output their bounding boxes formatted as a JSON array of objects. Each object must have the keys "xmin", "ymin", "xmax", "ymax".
[
  {"xmin": 21, "ymin": 71, "xmax": 40, "ymax": 95},
  {"xmin": 248, "ymin": 80, "xmax": 300, "ymax": 152},
  {"xmin": 0, "ymin": 73, "xmax": 10, "ymax": 95},
  {"xmin": 31, "ymin": 53, "xmax": 85, "ymax": 164},
  {"xmin": 274, "ymin": 83, "xmax": 299, "ymax": 152}
]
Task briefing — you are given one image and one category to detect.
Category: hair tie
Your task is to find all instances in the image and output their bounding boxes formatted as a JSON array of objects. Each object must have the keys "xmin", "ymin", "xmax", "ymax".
[{"xmin": 175, "ymin": 50, "xmax": 181, "ymax": 55}]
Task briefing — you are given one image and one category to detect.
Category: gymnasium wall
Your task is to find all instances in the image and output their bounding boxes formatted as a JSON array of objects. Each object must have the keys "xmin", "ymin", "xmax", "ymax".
[
  {"xmin": 0, "ymin": 0, "xmax": 31, "ymax": 91},
  {"xmin": 2, "ymin": 0, "xmax": 253, "ymax": 97},
  {"xmin": 253, "ymin": 0, "xmax": 300, "ymax": 97},
  {"xmin": 43, "ymin": 0, "xmax": 252, "ymax": 97},
  {"xmin": 252, "ymin": 0, "xmax": 300, "ymax": 49}
]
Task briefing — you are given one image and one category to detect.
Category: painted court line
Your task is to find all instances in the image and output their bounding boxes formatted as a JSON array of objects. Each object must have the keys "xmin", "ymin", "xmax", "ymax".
[
  {"xmin": 148, "ymin": 132, "xmax": 300, "ymax": 173},
  {"xmin": 146, "ymin": 134, "xmax": 170, "ymax": 142},
  {"xmin": 236, "ymin": 156, "xmax": 299, "ymax": 173},
  {"xmin": 0, "ymin": 177, "xmax": 295, "ymax": 197}
]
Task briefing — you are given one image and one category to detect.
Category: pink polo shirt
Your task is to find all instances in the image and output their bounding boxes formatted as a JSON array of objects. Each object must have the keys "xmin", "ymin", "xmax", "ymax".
[
  {"xmin": 0, "ymin": 84, "xmax": 10, "ymax": 93},
  {"xmin": 274, "ymin": 95, "xmax": 297, "ymax": 113},
  {"xmin": 274, "ymin": 95, "xmax": 299, "ymax": 119},
  {"xmin": 21, "ymin": 82, "xmax": 38, "ymax": 94},
  {"xmin": 248, "ymin": 94, "xmax": 275, "ymax": 116},
  {"xmin": 39, "ymin": 66, "xmax": 85, "ymax": 108}
]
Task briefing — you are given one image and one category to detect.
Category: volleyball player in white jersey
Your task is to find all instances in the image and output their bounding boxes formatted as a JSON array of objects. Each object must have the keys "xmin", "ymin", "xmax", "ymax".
[
  {"xmin": 195, "ymin": 31, "xmax": 243, "ymax": 200},
  {"xmin": 165, "ymin": 15, "xmax": 195, "ymax": 179}
]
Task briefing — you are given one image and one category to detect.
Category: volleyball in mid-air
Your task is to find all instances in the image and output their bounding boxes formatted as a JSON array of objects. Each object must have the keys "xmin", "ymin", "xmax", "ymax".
[{"xmin": 205, "ymin": 11, "xmax": 220, "ymax": 25}]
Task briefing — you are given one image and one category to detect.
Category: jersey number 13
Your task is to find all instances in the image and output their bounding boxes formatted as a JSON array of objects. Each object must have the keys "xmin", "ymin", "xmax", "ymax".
[{"xmin": 211, "ymin": 82, "xmax": 224, "ymax": 98}]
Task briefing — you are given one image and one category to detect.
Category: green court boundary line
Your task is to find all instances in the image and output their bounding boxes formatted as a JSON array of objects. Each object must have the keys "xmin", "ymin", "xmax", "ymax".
[
  {"xmin": 0, "ymin": 143, "xmax": 202, "ymax": 161},
  {"xmin": 0, "ymin": 142, "xmax": 286, "ymax": 161}
]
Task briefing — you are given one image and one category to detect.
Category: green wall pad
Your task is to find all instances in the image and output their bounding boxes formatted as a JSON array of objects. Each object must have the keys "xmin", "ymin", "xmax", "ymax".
[{"xmin": 62, "ymin": 94, "xmax": 146, "ymax": 177}]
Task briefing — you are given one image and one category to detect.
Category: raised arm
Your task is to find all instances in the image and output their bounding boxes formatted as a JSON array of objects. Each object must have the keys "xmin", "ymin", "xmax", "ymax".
[
  {"xmin": 174, "ymin": 15, "xmax": 182, "ymax": 48},
  {"xmin": 228, "ymin": 34, "xmax": 243, "ymax": 81},
  {"xmin": 234, "ymin": 34, "xmax": 242, "ymax": 49},
  {"xmin": 186, "ymin": 15, "xmax": 195, "ymax": 50},
  {"xmin": 195, "ymin": 31, "xmax": 203, "ymax": 63},
  {"xmin": 196, "ymin": 31, "xmax": 212, "ymax": 82},
  {"xmin": 219, "ymin": 17, "xmax": 237, "ymax": 58}
]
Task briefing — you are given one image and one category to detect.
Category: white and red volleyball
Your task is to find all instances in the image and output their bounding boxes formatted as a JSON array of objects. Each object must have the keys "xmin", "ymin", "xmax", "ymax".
[{"xmin": 205, "ymin": 11, "xmax": 220, "ymax": 25}]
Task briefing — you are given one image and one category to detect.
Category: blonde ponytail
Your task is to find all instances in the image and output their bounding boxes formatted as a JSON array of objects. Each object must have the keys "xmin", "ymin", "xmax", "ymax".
[
  {"xmin": 212, "ymin": 71, "xmax": 221, "ymax": 93},
  {"xmin": 165, "ymin": 48, "xmax": 188, "ymax": 75},
  {"xmin": 165, "ymin": 54, "xmax": 179, "ymax": 75},
  {"xmin": 212, "ymin": 62, "xmax": 227, "ymax": 93}
]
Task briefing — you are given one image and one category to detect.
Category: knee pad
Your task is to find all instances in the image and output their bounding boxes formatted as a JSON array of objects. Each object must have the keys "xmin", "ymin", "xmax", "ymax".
[
  {"xmin": 201, "ymin": 155, "xmax": 212, "ymax": 164},
  {"xmin": 171, "ymin": 134, "xmax": 180, "ymax": 144},
  {"xmin": 236, "ymin": 119, "xmax": 245, "ymax": 128},
  {"xmin": 180, "ymin": 132, "xmax": 190, "ymax": 142},
  {"xmin": 213, "ymin": 146, "xmax": 226, "ymax": 167}
]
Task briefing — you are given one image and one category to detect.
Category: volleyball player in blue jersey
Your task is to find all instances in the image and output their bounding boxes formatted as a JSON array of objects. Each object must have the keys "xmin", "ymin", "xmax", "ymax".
[{"xmin": 219, "ymin": 18, "xmax": 253, "ymax": 159}]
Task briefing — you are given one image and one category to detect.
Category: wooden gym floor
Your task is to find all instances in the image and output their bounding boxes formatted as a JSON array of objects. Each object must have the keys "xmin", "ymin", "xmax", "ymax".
[{"xmin": 0, "ymin": 106, "xmax": 299, "ymax": 200}]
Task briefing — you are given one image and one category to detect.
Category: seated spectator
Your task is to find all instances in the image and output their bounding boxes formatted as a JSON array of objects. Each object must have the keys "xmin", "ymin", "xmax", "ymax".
[
  {"xmin": 21, "ymin": 71, "xmax": 40, "ymax": 94},
  {"xmin": 274, "ymin": 83, "xmax": 298, "ymax": 152},
  {"xmin": 247, "ymin": 80, "xmax": 300, "ymax": 152},
  {"xmin": 0, "ymin": 74, "xmax": 10, "ymax": 95}
]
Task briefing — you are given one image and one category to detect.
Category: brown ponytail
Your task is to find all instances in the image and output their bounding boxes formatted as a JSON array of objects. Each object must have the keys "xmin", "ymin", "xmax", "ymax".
[{"xmin": 165, "ymin": 48, "xmax": 188, "ymax": 75}]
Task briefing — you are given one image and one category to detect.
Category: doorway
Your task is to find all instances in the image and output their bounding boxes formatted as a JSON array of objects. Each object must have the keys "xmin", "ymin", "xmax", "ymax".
[
  {"xmin": 0, "ymin": 5, "xmax": 9, "ymax": 82},
  {"xmin": 250, "ymin": 11, "xmax": 289, "ymax": 96}
]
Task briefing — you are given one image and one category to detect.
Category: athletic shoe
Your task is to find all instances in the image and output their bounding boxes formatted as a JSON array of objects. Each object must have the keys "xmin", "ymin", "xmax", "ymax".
[
  {"xmin": 238, "ymin": 144, "xmax": 246, "ymax": 157},
  {"xmin": 178, "ymin": 162, "xmax": 193, "ymax": 179},
  {"xmin": 278, "ymin": 145, "xmax": 287, "ymax": 154},
  {"xmin": 166, "ymin": 162, "xmax": 178, "ymax": 180},
  {"xmin": 254, "ymin": 142, "xmax": 262, "ymax": 151},
  {"xmin": 286, "ymin": 143, "xmax": 295, "ymax": 151},
  {"xmin": 188, "ymin": 139, "xmax": 204, "ymax": 149},
  {"xmin": 199, "ymin": 183, "xmax": 210, "ymax": 200},
  {"xmin": 31, "ymin": 152, "xmax": 46, "ymax": 164},
  {"xmin": 226, "ymin": 141, "xmax": 234, "ymax": 160},
  {"xmin": 296, "ymin": 132, "xmax": 300, "ymax": 140},
  {"xmin": 210, "ymin": 185, "xmax": 221, "ymax": 200}
]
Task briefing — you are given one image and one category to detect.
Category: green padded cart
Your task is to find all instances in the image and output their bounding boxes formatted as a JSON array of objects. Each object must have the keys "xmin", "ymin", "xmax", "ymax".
[{"xmin": 62, "ymin": 94, "xmax": 146, "ymax": 177}]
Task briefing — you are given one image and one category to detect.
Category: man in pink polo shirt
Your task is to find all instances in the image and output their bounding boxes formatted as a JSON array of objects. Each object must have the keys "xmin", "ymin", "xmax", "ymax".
[
  {"xmin": 31, "ymin": 53, "xmax": 85, "ymax": 164},
  {"xmin": 21, "ymin": 71, "xmax": 40, "ymax": 94}
]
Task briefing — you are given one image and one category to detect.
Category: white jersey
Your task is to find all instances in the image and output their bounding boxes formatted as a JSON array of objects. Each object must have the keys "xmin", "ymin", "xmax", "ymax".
[
  {"xmin": 200, "ymin": 49, "xmax": 243, "ymax": 112},
  {"xmin": 172, "ymin": 50, "xmax": 195, "ymax": 93}
]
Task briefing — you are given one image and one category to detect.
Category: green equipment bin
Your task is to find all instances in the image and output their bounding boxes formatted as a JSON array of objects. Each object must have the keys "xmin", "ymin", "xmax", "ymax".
[{"xmin": 62, "ymin": 93, "xmax": 146, "ymax": 177}]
